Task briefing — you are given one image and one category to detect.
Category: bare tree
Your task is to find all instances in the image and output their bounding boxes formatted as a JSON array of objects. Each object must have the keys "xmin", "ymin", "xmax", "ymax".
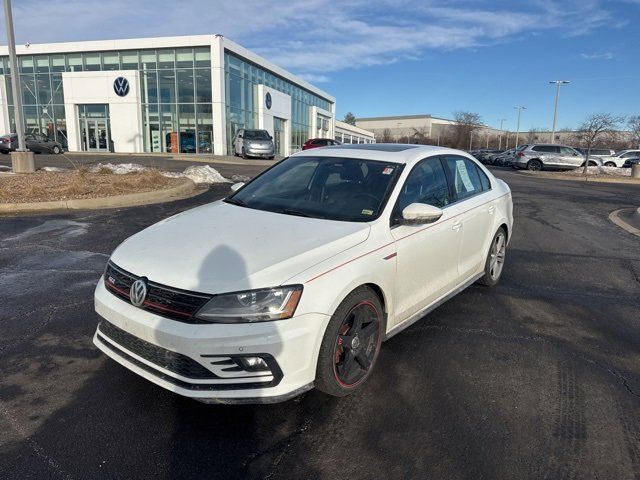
[
  {"xmin": 525, "ymin": 127, "xmax": 542, "ymax": 144},
  {"xmin": 377, "ymin": 128, "xmax": 393, "ymax": 143},
  {"xmin": 628, "ymin": 115, "xmax": 640, "ymax": 149},
  {"xmin": 452, "ymin": 111, "xmax": 483, "ymax": 149},
  {"xmin": 411, "ymin": 126, "xmax": 431, "ymax": 144},
  {"xmin": 575, "ymin": 113, "xmax": 625, "ymax": 174}
]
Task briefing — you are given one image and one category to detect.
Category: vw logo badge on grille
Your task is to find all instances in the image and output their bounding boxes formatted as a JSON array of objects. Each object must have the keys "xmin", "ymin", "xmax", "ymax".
[
  {"xmin": 129, "ymin": 279, "xmax": 147, "ymax": 307},
  {"xmin": 113, "ymin": 77, "xmax": 130, "ymax": 97}
]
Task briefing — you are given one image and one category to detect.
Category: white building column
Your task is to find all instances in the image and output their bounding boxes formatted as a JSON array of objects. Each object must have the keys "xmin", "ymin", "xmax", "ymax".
[
  {"xmin": 0, "ymin": 76, "xmax": 11, "ymax": 134},
  {"xmin": 210, "ymin": 34, "xmax": 227, "ymax": 155}
]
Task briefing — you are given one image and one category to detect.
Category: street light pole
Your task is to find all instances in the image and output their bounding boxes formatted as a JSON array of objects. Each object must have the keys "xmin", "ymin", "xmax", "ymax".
[
  {"xmin": 3, "ymin": 0, "xmax": 34, "ymax": 173},
  {"xmin": 549, "ymin": 80, "xmax": 570, "ymax": 144},
  {"xmin": 514, "ymin": 106, "xmax": 526, "ymax": 148},
  {"xmin": 469, "ymin": 130, "xmax": 473, "ymax": 150},
  {"xmin": 3, "ymin": 0, "xmax": 26, "ymax": 152},
  {"xmin": 498, "ymin": 118, "xmax": 506, "ymax": 150}
]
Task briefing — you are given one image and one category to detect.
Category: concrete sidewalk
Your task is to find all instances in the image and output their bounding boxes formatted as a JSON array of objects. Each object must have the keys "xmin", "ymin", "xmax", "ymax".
[{"xmin": 0, "ymin": 152, "xmax": 277, "ymax": 179}]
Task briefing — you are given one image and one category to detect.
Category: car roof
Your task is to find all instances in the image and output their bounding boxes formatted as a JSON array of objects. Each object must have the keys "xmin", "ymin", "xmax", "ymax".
[{"xmin": 293, "ymin": 143, "xmax": 474, "ymax": 165}]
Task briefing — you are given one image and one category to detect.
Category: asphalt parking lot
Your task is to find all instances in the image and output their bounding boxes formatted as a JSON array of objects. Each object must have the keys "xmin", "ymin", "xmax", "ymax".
[{"xmin": 1, "ymin": 167, "xmax": 639, "ymax": 479}]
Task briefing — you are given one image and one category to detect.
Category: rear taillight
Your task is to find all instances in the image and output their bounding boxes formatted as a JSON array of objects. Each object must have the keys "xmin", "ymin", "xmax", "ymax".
[{"xmin": 517, "ymin": 152, "xmax": 524, "ymax": 157}]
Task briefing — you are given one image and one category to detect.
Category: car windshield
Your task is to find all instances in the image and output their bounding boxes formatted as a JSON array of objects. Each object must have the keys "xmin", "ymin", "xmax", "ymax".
[
  {"xmin": 227, "ymin": 156, "xmax": 403, "ymax": 222},
  {"xmin": 244, "ymin": 130, "xmax": 270, "ymax": 140}
]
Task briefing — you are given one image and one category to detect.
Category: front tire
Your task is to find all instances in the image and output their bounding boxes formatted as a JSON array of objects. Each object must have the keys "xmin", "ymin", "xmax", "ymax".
[
  {"xmin": 478, "ymin": 228, "xmax": 507, "ymax": 287},
  {"xmin": 52, "ymin": 145, "xmax": 61, "ymax": 154},
  {"xmin": 315, "ymin": 286, "xmax": 383, "ymax": 397},
  {"xmin": 604, "ymin": 162, "xmax": 616, "ymax": 167}
]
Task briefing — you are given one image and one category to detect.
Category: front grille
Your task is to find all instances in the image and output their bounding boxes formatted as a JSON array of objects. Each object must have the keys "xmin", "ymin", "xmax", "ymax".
[
  {"xmin": 98, "ymin": 321, "xmax": 217, "ymax": 379},
  {"xmin": 104, "ymin": 261, "xmax": 212, "ymax": 323}
]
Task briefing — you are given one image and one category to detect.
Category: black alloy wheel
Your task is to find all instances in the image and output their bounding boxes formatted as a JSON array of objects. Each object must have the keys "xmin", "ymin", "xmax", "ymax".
[
  {"xmin": 527, "ymin": 159, "xmax": 543, "ymax": 171},
  {"xmin": 315, "ymin": 287, "xmax": 383, "ymax": 396}
]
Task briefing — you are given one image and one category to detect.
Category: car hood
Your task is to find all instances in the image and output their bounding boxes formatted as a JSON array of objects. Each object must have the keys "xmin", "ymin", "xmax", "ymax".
[{"xmin": 110, "ymin": 201, "xmax": 371, "ymax": 294}]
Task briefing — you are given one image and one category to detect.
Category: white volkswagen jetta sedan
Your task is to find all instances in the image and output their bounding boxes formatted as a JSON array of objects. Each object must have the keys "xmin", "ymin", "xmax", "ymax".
[{"xmin": 93, "ymin": 144, "xmax": 513, "ymax": 403}]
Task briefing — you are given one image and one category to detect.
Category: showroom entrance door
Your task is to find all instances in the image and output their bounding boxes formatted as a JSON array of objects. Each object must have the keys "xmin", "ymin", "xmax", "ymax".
[{"xmin": 79, "ymin": 104, "xmax": 111, "ymax": 152}]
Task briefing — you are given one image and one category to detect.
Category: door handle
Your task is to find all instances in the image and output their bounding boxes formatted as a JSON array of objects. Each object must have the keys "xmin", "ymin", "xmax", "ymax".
[
  {"xmin": 488, "ymin": 205, "xmax": 495, "ymax": 215},
  {"xmin": 452, "ymin": 220, "xmax": 462, "ymax": 232}
]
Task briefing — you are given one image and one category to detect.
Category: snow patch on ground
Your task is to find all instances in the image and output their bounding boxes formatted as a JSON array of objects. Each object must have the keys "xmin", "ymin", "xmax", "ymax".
[
  {"xmin": 89, "ymin": 163, "xmax": 147, "ymax": 174},
  {"xmin": 163, "ymin": 165, "xmax": 230, "ymax": 184},
  {"xmin": 41, "ymin": 166, "xmax": 68, "ymax": 172},
  {"xmin": 41, "ymin": 162, "xmax": 230, "ymax": 184},
  {"xmin": 563, "ymin": 166, "xmax": 631, "ymax": 177}
]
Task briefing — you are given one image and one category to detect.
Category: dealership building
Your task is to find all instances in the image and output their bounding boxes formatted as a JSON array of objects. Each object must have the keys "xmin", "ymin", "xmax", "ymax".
[{"xmin": 0, "ymin": 34, "xmax": 375, "ymax": 156}]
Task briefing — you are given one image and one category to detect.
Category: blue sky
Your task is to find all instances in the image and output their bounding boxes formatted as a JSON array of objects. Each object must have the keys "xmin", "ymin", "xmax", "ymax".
[{"xmin": 2, "ymin": 0, "xmax": 639, "ymax": 131}]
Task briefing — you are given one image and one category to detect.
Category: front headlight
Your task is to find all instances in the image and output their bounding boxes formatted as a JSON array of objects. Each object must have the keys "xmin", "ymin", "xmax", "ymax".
[{"xmin": 194, "ymin": 285, "xmax": 303, "ymax": 323}]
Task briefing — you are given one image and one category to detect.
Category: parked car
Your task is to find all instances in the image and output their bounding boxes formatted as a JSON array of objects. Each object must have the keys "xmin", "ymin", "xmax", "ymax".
[
  {"xmin": 512, "ymin": 144, "xmax": 601, "ymax": 171},
  {"xmin": 575, "ymin": 148, "xmax": 616, "ymax": 157},
  {"xmin": 233, "ymin": 129, "xmax": 275, "ymax": 159},
  {"xmin": 473, "ymin": 149, "xmax": 503, "ymax": 164},
  {"xmin": 303, "ymin": 138, "xmax": 342, "ymax": 150},
  {"xmin": 596, "ymin": 149, "xmax": 640, "ymax": 168},
  {"xmin": 93, "ymin": 144, "xmax": 513, "ymax": 403},
  {"xmin": 0, "ymin": 133, "xmax": 63, "ymax": 154},
  {"xmin": 492, "ymin": 148, "xmax": 517, "ymax": 166},
  {"xmin": 622, "ymin": 157, "xmax": 640, "ymax": 168}
]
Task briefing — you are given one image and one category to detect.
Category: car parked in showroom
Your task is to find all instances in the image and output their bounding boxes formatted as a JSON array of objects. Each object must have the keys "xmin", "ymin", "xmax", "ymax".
[
  {"xmin": 512, "ymin": 144, "xmax": 601, "ymax": 171},
  {"xmin": 233, "ymin": 129, "xmax": 275, "ymax": 159},
  {"xmin": 0, "ymin": 133, "xmax": 64, "ymax": 154},
  {"xmin": 93, "ymin": 144, "xmax": 513, "ymax": 403},
  {"xmin": 596, "ymin": 149, "xmax": 640, "ymax": 168},
  {"xmin": 303, "ymin": 138, "xmax": 342, "ymax": 150}
]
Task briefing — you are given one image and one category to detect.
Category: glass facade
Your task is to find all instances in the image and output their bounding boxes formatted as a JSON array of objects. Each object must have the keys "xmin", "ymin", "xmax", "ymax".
[
  {"xmin": 1, "ymin": 47, "xmax": 213, "ymax": 153},
  {"xmin": 224, "ymin": 51, "xmax": 332, "ymax": 153}
]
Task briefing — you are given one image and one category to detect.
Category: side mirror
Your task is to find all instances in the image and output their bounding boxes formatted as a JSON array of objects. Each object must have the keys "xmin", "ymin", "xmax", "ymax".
[
  {"xmin": 269, "ymin": 135, "xmax": 273, "ymax": 140},
  {"xmin": 230, "ymin": 182, "xmax": 245, "ymax": 192},
  {"xmin": 401, "ymin": 203, "xmax": 443, "ymax": 225}
]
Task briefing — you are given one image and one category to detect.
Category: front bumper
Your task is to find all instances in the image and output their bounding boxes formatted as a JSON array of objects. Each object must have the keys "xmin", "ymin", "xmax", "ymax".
[
  {"xmin": 93, "ymin": 278, "xmax": 329, "ymax": 403},
  {"xmin": 245, "ymin": 145, "xmax": 274, "ymax": 158}
]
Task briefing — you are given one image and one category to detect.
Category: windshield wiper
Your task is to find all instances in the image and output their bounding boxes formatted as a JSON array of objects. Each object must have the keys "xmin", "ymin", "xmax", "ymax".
[
  {"xmin": 224, "ymin": 197, "xmax": 247, "ymax": 207},
  {"xmin": 279, "ymin": 209, "xmax": 311, "ymax": 218}
]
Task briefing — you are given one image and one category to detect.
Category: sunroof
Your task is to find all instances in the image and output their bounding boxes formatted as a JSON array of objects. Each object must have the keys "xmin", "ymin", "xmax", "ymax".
[{"xmin": 325, "ymin": 144, "xmax": 420, "ymax": 152}]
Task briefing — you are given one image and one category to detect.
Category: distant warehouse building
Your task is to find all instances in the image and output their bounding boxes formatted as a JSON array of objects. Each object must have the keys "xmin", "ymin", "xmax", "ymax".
[
  {"xmin": 0, "ymin": 34, "xmax": 351, "ymax": 156},
  {"xmin": 356, "ymin": 114, "xmax": 461, "ymax": 142}
]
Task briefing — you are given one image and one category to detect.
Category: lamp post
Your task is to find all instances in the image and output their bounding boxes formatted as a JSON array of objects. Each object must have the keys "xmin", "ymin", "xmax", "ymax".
[
  {"xmin": 3, "ymin": 0, "xmax": 34, "ymax": 172},
  {"xmin": 498, "ymin": 118, "xmax": 506, "ymax": 150},
  {"xmin": 469, "ymin": 130, "xmax": 474, "ymax": 151},
  {"xmin": 549, "ymin": 80, "xmax": 570, "ymax": 143},
  {"xmin": 396, "ymin": 122, "xmax": 402, "ymax": 143},
  {"xmin": 514, "ymin": 106, "xmax": 526, "ymax": 149}
]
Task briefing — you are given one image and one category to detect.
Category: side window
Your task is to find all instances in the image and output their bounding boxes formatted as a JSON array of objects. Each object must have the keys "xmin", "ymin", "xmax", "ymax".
[
  {"xmin": 478, "ymin": 166, "xmax": 491, "ymax": 191},
  {"xmin": 443, "ymin": 156, "xmax": 483, "ymax": 201},
  {"xmin": 395, "ymin": 158, "xmax": 451, "ymax": 215},
  {"xmin": 533, "ymin": 145, "xmax": 556, "ymax": 153},
  {"xmin": 560, "ymin": 146, "xmax": 576, "ymax": 155}
]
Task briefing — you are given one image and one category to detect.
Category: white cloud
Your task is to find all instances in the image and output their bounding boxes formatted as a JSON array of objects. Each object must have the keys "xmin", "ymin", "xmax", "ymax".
[
  {"xmin": 296, "ymin": 73, "xmax": 332, "ymax": 83},
  {"xmin": 0, "ymin": 0, "xmax": 623, "ymax": 78},
  {"xmin": 580, "ymin": 52, "xmax": 614, "ymax": 60}
]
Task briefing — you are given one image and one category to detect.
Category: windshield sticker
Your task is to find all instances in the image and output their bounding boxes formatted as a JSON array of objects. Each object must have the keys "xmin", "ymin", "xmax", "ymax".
[
  {"xmin": 361, "ymin": 209, "xmax": 374, "ymax": 215},
  {"xmin": 382, "ymin": 167, "xmax": 394, "ymax": 175}
]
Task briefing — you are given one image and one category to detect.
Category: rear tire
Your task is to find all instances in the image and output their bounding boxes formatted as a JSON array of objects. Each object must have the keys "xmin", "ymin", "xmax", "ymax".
[
  {"xmin": 52, "ymin": 145, "xmax": 61, "ymax": 154},
  {"xmin": 478, "ymin": 228, "xmax": 507, "ymax": 287},
  {"xmin": 527, "ymin": 159, "xmax": 543, "ymax": 171},
  {"xmin": 604, "ymin": 162, "xmax": 616, "ymax": 167},
  {"xmin": 315, "ymin": 286, "xmax": 384, "ymax": 397}
]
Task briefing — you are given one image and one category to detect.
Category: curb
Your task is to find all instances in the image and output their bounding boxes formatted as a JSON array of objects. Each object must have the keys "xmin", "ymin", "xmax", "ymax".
[
  {"xmin": 609, "ymin": 208, "xmax": 640, "ymax": 237},
  {"xmin": 518, "ymin": 170, "xmax": 640, "ymax": 185},
  {"xmin": 0, "ymin": 178, "xmax": 203, "ymax": 214}
]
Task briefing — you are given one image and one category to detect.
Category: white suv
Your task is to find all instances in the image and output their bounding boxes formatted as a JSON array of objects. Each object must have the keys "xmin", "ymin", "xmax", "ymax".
[{"xmin": 93, "ymin": 144, "xmax": 513, "ymax": 403}]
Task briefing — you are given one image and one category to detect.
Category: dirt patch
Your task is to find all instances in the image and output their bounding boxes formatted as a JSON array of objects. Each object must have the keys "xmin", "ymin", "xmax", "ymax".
[{"xmin": 0, "ymin": 169, "xmax": 185, "ymax": 204}]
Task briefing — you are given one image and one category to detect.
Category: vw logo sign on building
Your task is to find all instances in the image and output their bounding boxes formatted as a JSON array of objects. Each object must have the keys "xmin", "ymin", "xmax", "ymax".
[
  {"xmin": 129, "ymin": 278, "xmax": 148, "ymax": 307},
  {"xmin": 265, "ymin": 92, "xmax": 272, "ymax": 110},
  {"xmin": 113, "ymin": 77, "xmax": 130, "ymax": 97}
]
